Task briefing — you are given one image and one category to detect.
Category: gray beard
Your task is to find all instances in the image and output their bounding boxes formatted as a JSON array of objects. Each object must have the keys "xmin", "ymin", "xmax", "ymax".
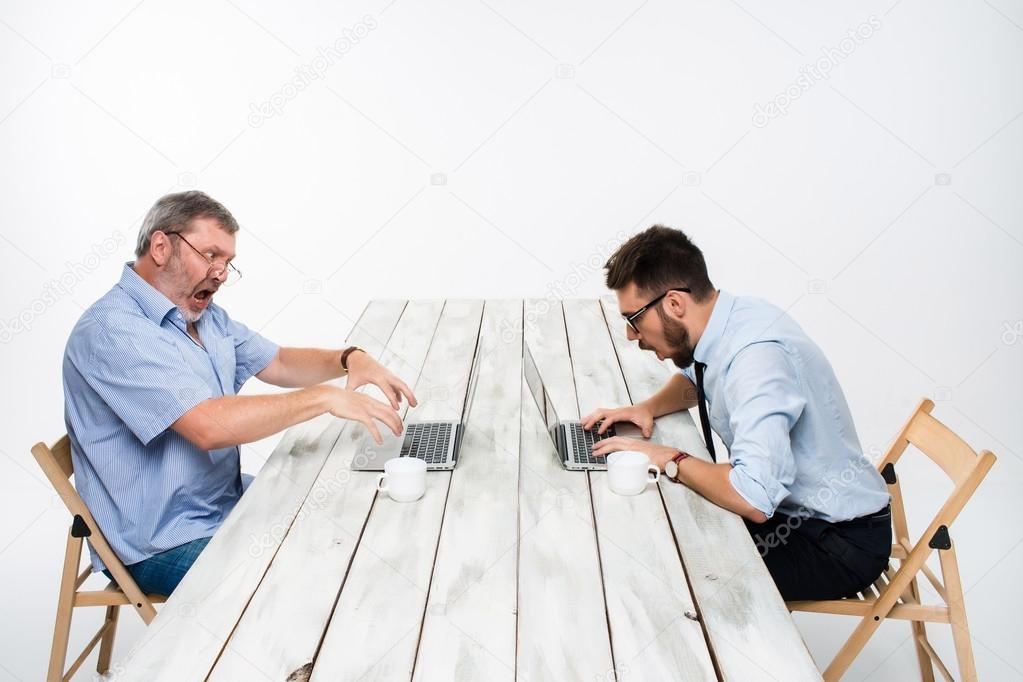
[{"xmin": 178, "ymin": 305, "xmax": 204, "ymax": 324}]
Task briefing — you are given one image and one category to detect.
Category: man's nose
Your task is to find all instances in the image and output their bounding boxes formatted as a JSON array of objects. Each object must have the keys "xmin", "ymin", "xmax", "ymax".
[{"xmin": 626, "ymin": 325, "xmax": 638, "ymax": 342}]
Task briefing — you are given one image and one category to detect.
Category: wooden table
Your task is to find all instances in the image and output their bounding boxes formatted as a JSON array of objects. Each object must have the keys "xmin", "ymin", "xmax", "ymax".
[{"xmin": 111, "ymin": 299, "xmax": 821, "ymax": 682}]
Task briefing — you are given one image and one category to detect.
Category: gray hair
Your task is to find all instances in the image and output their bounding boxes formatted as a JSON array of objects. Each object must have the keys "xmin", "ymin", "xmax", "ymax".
[{"xmin": 135, "ymin": 191, "xmax": 240, "ymax": 257}]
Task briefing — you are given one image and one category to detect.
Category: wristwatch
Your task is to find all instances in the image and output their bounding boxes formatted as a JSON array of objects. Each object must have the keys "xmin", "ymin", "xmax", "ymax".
[
  {"xmin": 340, "ymin": 345, "xmax": 365, "ymax": 371},
  {"xmin": 664, "ymin": 451, "xmax": 691, "ymax": 483}
]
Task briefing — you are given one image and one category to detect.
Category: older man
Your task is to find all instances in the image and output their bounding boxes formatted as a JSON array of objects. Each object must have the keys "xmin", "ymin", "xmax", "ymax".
[
  {"xmin": 583, "ymin": 225, "xmax": 891, "ymax": 601},
  {"xmin": 63, "ymin": 191, "xmax": 413, "ymax": 595}
]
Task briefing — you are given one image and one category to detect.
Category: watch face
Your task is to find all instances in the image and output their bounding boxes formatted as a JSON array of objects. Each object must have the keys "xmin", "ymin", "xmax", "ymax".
[{"xmin": 665, "ymin": 460, "xmax": 678, "ymax": 479}]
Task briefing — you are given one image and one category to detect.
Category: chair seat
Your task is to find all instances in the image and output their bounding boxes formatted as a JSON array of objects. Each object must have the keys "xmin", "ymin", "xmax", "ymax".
[{"xmin": 788, "ymin": 563, "xmax": 952, "ymax": 624}]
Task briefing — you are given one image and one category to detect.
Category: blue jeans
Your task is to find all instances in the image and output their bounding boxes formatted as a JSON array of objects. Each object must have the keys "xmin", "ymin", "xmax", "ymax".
[{"xmin": 105, "ymin": 536, "xmax": 211, "ymax": 596}]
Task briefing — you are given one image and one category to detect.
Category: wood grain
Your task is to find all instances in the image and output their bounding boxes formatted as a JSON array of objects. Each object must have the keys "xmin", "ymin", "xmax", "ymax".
[
  {"xmin": 310, "ymin": 300, "xmax": 485, "ymax": 681},
  {"xmin": 563, "ymin": 298, "xmax": 716, "ymax": 681},
  {"xmin": 516, "ymin": 299, "xmax": 616, "ymax": 681},
  {"xmin": 111, "ymin": 299, "xmax": 409, "ymax": 682},
  {"xmin": 208, "ymin": 299, "xmax": 445, "ymax": 681},
  {"xmin": 412, "ymin": 300, "xmax": 522, "ymax": 682}
]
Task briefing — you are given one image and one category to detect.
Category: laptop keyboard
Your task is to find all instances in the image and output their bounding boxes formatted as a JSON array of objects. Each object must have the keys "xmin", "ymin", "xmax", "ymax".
[
  {"xmin": 400, "ymin": 423, "xmax": 453, "ymax": 465},
  {"xmin": 569, "ymin": 422, "xmax": 616, "ymax": 466}
]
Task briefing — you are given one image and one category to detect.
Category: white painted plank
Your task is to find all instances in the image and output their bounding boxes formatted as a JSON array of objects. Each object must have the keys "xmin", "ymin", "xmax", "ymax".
[
  {"xmin": 310, "ymin": 299, "xmax": 486, "ymax": 681},
  {"xmin": 563, "ymin": 299, "xmax": 717, "ymax": 681},
  {"xmin": 599, "ymin": 297, "xmax": 821, "ymax": 681},
  {"xmin": 516, "ymin": 299, "xmax": 616, "ymax": 682},
  {"xmin": 111, "ymin": 300, "xmax": 410, "ymax": 682},
  {"xmin": 412, "ymin": 300, "xmax": 522, "ymax": 682},
  {"xmin": 208, "ymin": 299, "xmax": 446, "ymax": 681}
]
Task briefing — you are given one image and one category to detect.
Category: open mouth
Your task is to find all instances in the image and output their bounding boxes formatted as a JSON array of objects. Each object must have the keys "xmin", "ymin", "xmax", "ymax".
[{"xmin": 191, "ymin": 287, "xmax": 217, "ymax": 307}]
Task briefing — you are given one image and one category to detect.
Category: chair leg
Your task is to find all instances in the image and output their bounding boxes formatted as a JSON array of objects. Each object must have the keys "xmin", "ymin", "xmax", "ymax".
[
  {"xmin": 824, "ymin": 613, "xmax": 885, "ymax": 682},
  {"xmin": 939, "ymin": 543, "xmax": 977, "ymax": 682},
  {"xmin": 907, "ymin": 576, "xmax": 935, "ymax": 682},
  {"xmin": 97, "ymin": 604, "xmax": 120, "ymax": 674},
  {"xmin": 47, "ymin": 531, "xmax": 82, "ymax": 682}
]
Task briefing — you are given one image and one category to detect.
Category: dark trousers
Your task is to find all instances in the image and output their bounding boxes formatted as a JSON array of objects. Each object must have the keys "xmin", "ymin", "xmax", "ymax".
[{"xmin": 745, "ymin": 506, "xmax": 892, "ymax": 601}]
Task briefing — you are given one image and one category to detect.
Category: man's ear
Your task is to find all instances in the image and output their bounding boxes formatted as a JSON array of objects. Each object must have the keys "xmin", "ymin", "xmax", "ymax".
[
  {"xmin": 149, "ymin": 231, "xmax": 172, "ymax": 267},
  {"xmin": 666, "ymin": 290, "xmax": 687, "ymax": 318}
]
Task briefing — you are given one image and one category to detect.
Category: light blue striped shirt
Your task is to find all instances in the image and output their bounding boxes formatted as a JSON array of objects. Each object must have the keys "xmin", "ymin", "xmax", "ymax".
[
  {"xmin": 680, "ymin": 290, "xmax": 889, "ymax": 522},
  {"xmin": 63, "ymin": 264, "xmax": 278, "ymax": 571}
]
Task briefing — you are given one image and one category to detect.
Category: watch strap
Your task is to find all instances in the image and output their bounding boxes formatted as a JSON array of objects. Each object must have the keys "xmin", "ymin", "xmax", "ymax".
[{"xmin": 340, "ymin": 345, "xmax": 364, "ymax": 371}]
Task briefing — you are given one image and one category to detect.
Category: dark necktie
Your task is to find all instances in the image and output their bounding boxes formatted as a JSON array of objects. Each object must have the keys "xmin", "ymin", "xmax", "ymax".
[{"xmin": 694, "ymin": 361, "xmax": 717, "ymax": 462}]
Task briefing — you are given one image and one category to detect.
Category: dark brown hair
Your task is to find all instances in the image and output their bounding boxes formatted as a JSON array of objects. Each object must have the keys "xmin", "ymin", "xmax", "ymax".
[{"xmin": 604, "ymin": 225, "xmax": 714, "ymax": 302}]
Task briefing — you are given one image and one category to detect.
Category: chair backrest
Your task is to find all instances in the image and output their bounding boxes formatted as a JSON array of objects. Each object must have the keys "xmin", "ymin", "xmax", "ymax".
[
  {"xmin": 876, "ymin": 399, "xmax": 996, "ymax": 553},
  {"xmin": 32, "ymin": 436, "xmax": 158, "ymax": 620}
]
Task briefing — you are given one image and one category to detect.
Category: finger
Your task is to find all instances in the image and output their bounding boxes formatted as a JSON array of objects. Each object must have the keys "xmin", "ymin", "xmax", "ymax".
[
  {"xmin": 592, "ymin": 438, "xmax": 620, "ymax": 457},
  {"xmin": 592, "ymin": 436, "xmax": 622, "ymax": 456},
  {"xmin": 398, "ymin": 380, "xmax": 418, "ymax": 407},
  {"xmin": 581, "ymin": 411, "xmax": 601, "ymax": 430},
  {"xmin": 598, "ymin": 416, "xmax": 616, "ymax": 434},
  {"xmin": 370, "ymin": 402, "xmax": 403, "ymax": 437},
  {"xmin": 383, "ymin": 383, "xmax": 400, "ymax": 411},
  {"xmin": 640, "ymin": 421, "xmax": 652, "ymax": 438},
  {"xmin": 360, "ymin": 417, "xmax": 383, "ymax": 444}
]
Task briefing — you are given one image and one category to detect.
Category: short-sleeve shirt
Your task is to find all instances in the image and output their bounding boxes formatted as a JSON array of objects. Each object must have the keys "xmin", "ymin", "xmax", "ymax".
[
  {"xmin": 63, "ymin": 264, "xmax": 279, "ymax": 570},
  {"xmin": 679, "ymin": 290, "xmax": 889, "ymax": 522}
]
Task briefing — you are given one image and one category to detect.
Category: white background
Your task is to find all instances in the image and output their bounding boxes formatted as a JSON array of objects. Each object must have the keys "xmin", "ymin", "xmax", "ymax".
[{"xmin": 1, "ymin": 0, "xmax": 1021, "ymax": 679}]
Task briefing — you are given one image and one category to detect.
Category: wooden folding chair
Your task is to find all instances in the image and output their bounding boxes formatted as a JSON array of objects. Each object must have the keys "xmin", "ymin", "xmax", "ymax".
[
  {"xmin": 787, "ymin": 399, "xmax": 996, "ymax": 681},
  {"xmin": 32, "ymin": 435, "xmax": 166, "ymax": 682}
]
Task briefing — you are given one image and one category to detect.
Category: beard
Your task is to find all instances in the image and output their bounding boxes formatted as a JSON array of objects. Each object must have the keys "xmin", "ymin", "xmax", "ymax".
[
  {"xmin": 655, "ymin": 305, "xmax": 696, "ymax": 369},
  {"xmin": 164, "ymin": 247, "xmax": 218, "ymax": 323}
]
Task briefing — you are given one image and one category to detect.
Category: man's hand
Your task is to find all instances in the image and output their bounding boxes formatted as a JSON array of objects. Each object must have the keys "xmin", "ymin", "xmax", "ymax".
[
  {"xmin": 581, "ymin": 403, "xmax": 655, "ymax": 437},
  {"xmin": 591, "ymin": 436, "xmax": 678, "ymax": 470},
  {"xmin": 322, "ymin": 385, "xmax": 404, "ymax": 445},
  {"xmin": 345, "ymin": 351, "xmax": 418, "ymax": 410}
]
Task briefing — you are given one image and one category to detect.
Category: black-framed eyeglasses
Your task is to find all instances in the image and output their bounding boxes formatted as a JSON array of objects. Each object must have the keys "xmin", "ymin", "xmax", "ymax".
[
  {"xmin": 622, "ymin": 287, "xmax": 690, "ymax": 333},
  {"xmin": 168, "ymin": 232, "xmax": 242, "ymax": 286}
]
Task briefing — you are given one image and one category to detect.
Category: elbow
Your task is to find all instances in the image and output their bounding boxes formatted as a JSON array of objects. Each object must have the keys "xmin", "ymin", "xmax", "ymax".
[
  {"xmin": 742, "ymin": 507, "xmax": 770, "ymax": 524},
  {"xmin": 172, "ymin": 405, "xmax": 223, "ymax": 451}
]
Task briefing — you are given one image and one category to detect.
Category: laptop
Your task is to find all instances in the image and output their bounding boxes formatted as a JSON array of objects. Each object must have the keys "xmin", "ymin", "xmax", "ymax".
[
  {"xmin": 351, "ymin": 340, "xmax": 483, "ymax": 472},
  {"xmin": 522, "ymin": 341, "xmax": 642, "ymax": 471}
]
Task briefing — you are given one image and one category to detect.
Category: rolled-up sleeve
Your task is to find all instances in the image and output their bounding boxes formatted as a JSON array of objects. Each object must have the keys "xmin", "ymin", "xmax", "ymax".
[
  {"xmin": 72, "ymin": 317, "xmax": 213, "ymax": 446},
  {"xmin": 722, "ymin": 342, "xmax": 806, "ymax": 518}
]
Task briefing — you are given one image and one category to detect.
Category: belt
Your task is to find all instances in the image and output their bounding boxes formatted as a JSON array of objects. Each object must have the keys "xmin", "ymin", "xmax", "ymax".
[{"xmin": 836, "ymin": 504, "xmax": 892, "ymax": 529}]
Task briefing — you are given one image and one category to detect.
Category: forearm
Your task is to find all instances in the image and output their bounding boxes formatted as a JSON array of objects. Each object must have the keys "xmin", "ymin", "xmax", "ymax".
[
  {"xmin": 259, "ymin": 347, "xmax": 346, "ymax": 388},
  {"xmin": 675, "ymin": 458, "xmax": 768, "ymax": 523},
  {"xmin": 641, "ymin": 373, "xmax": 698, "ymax": 418},
  {"xmin": 172, "ymin": 385, "xmax": 331, "ymax": 450}
]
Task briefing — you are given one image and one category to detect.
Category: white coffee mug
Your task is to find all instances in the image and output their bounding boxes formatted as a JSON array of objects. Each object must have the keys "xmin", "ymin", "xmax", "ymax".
[
  {"xmin": 376, "ymin": 457, "xmax": 427, "ymax": 502},
  {"xmin": 606, "ymin": 451, "xmax": 660, "ymax": 496}
]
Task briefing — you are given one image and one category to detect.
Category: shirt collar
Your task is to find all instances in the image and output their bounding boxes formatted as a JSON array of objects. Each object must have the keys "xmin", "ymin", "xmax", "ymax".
[
  {"xmin": 693, "ymin": 289, "xmax": 734, "ymax": 365},
  {"xmin": 117, "ymin": 262, "xmax": 178, "ymax": 324}
]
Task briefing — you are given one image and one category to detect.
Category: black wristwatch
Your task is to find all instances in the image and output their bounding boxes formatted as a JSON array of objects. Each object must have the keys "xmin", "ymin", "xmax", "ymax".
[{"xmin": 664, "ymin": 451, "xmax": 691, "ymax": 483}]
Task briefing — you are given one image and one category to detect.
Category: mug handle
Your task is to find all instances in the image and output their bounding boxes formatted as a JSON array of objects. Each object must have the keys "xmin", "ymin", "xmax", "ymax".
[
  {"xmin": 647, "ymin": 465, "xmax": 660, "ymax": 485},
  {"xmin": 376, "ymin": 473, "xmax": 388, "ymax": 492}
]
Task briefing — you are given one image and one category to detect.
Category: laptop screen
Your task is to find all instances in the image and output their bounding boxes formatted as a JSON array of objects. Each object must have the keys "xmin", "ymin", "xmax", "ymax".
[{"xmin": 522, "ymin": 342, "xmax": 560, "ymax": 434}]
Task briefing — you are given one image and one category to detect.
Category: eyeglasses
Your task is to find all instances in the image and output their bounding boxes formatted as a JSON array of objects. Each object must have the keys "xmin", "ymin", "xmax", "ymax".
[
  {"xmin": 168, "ymin": 232, "xmax": 242, "ymax": 286},
  {"xmin": 622, "ymin": 287, "xmax": 691, "ymax": 333}
]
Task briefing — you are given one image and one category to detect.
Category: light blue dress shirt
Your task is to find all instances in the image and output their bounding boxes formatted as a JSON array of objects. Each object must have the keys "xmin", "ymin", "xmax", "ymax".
[
  {"xmin": 680, "ymin": 290, "xmax": 889, "ymax": 522},
  {"xmin": 63, "ymin": 264, "xmax": 279, "ymax": 571}
]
